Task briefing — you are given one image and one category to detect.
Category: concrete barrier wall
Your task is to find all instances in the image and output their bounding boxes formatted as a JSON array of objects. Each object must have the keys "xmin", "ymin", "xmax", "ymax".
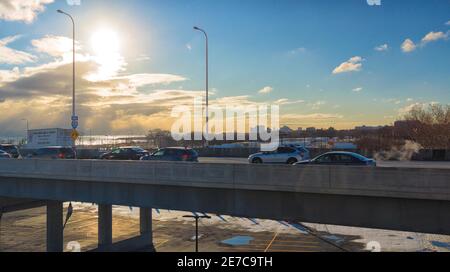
[
  {"xmin": 0, "ymin": 159, "xmax": 449, "ymax": 202},
  {"xmin": 2, "ymin": 160, "xmax": 450, "ymax": 234},
  {"xmin": 412, "ymin": 149, "xmax": 450, "ymax": 161}
]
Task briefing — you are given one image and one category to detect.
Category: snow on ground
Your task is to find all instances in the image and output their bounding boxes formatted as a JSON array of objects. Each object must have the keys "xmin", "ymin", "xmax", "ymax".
[{"xmin": 69, "ymin": 203, "xmax": 450, "ymax": 252}]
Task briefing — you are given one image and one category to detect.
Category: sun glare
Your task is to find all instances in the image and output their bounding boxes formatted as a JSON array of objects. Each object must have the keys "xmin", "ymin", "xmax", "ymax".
[{"xmin": 89, "ymin": 29, "xmax": 124, "ymax": 81}]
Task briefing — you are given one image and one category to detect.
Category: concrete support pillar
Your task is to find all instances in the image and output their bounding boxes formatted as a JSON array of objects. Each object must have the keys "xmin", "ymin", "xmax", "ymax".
[
  {"xmin": 47, "ymin": 201, "xmax": 63, "ymax": 252},
  {"xmin": 98, "ymin": 204, "xmax": 113, "ymax": 247},
  {"xmin": 140, "ymin": 207, "xmax": 155, "ymax": 250}
]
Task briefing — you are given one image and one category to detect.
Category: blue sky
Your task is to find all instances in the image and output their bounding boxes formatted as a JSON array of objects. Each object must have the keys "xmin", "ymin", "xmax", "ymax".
[{"xmin": 0, "ymin": 0, "xmax": 449, "ymax": 135}]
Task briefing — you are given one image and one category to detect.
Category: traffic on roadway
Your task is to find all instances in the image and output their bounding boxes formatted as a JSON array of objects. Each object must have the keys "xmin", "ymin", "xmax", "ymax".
[
  {"xmin": 1, "ymin": 144, "xmax": 450, "ymax": 169},
  {"xmin": 0, "ymin": 144, "xmax": 375, "ymax": 167}
]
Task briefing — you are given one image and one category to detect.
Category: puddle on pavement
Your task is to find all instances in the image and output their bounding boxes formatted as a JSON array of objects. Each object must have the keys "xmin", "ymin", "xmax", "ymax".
[
  {"xmin": 323, "ymin": 235, "xmax": 345, "ymax": 244},
  {"xmin": 431, "ymin": 241, "xmax": 450, "ymax": 250},
  {"xmin": 221, "ymin": 236, "xmax": 254, "ymax": 246}
]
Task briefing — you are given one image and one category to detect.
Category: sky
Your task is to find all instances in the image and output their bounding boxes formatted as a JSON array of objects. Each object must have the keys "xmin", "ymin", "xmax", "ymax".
[{"xmin": 0, "ymin": 0, "xmax": 449, "ymax": 136}]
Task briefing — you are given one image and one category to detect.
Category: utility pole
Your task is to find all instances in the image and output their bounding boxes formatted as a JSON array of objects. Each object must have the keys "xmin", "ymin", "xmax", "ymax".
[{"xmin": 183, "ymin": 214, "xmax": 211, "ymax": 252}]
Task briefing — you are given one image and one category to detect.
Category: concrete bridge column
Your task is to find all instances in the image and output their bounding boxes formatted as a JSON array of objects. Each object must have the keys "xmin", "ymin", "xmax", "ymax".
[
  {"xmin": 98, "ymin": 204, "xmax": 113, "ymax": 247},
  {"xmin": 140, "ymin": 207, "xmax": 155, "ymax": 251},
  {"xmin": 47, "ymin": 201, "xmax": 63, "ymax": 252}
]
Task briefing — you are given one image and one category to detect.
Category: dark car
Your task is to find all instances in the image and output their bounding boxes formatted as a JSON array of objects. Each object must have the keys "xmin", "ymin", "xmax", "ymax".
[
  {"xmin": 141, "ymin": 147, "xmax": 198, "ymax": 162},
  {"xmin": 29, "ymin": 146, "xmax": 76, "ymax": 160},
  {"xmin": 0, "ymin": 144, "xmax": 20, "ymax": 159},
  {"xmin": 295, "ymin": 151, "xmax": 376, "ymax": 167},
  {"xmin": 100, "ymin": 147, "xmax": 149, "ymax": 160}
]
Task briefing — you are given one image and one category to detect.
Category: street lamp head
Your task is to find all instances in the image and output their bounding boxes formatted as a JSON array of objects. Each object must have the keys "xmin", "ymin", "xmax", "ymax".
[
  {"xmin": 193, "ymin": 26, "xmax": 200, "ymax": 30},
  {"xmin": 57, "ymin": 9, "xmax": 64, "ymax": 13}
]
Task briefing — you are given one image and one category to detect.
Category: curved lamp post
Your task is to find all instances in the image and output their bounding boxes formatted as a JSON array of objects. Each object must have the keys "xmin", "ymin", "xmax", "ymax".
[
  {"xmin": 57, "ymin": 9, "xmax": 76, "ymax": 129},
  {"xmin": 193, "ymin": 26, "xmax": 209, "ymax": 147}
]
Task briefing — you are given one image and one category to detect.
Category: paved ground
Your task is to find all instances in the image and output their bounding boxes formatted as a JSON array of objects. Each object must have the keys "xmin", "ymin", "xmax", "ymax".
[
  {"xmin": 199, "ymin": 157, "xmax": 450, "ymax": 169},
  {"xmin": 1, "ymin": 204, "xmax": 450, "ymax": 252}
]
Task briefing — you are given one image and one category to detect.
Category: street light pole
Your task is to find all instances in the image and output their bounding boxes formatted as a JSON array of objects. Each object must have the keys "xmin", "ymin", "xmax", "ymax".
[
  {"xmin": 57, "ymin": 9, "xmax": 76, "ymax": 129},
  {"xmin": 183, "ymin": 214, "xmax": 211, "ymax": 252},
  {"xmin": 21, "ymin": 119, "xmax": 29, "ymax": 133},
  {"xmin": 21, "ymin": 119, "xmax": 29, "ymax": 145},
  {"xmin": 193, "ymin": 26, "xmax": 209, "ymax": 147}
]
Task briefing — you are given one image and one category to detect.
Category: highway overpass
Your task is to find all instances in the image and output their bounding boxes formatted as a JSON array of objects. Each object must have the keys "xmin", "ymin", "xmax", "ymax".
[{"xmin": 1, "ymin": 159, "xmax": 450, "ymax": 251}]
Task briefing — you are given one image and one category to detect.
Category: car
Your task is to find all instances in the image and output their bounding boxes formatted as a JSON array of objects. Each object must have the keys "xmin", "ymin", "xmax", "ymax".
[
  {"xmin": 141, "ymin": 147, "xmax": 199, "ymax": 162},
  {"xmin": 28, "ymin": 146, "xmax": 76, "ymax": 160},
  {"xmin": 0, "ymin": 144, "xmax": 21, "ymax": 159},
  {"xmin": 294, "ymin": 151, "xmax": 377, "ymax": 166},
  {"xmin": 248, "ymin": 146, "xmax": 310, "ymax": 165},
  {"xmin": 100, "ymin": 146, "xmax": 149, "ymax": 160},
  {"xmin": 0, "ymin": 150, "xmax": 12, "ymax": 159}
]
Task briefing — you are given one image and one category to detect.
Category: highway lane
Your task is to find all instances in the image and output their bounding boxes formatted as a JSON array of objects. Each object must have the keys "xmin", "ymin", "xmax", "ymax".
[{"xmin": 199, "ymin": 157, "xmax": 450, "ymax": 169}]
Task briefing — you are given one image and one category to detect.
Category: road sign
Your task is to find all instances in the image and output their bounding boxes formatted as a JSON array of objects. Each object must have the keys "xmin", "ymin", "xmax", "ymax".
[
  {"xmin": 71, "ymin": 116, "xmax": 79, "ymax": 129},
  {"xmin": 71, "ymin": 120, "xmax": 78, "ymax": 129},
  {"xmin": 71, "ymin": 129, "xmax": 80, "ymax": 141}
]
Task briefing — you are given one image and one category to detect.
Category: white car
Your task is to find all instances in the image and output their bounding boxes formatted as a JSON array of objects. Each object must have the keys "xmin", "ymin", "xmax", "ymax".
[
  {"xmin": 0, "ymin": 150, "xmax": 12, "ymax": 159},
  {"xmin": 248, "ymin": 146, "xmax": 310, "ymax": 164}
]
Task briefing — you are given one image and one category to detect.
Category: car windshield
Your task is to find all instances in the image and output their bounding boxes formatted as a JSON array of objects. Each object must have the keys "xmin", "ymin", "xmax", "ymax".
[
  {"xmin": 152, "ymin": 149, "xmax": 165, "ymax": 156},
  {"xmin": 1, "ymin": 146, "xmax": 16, "ymax": 152},
  {"xmin": 348, "ymin": 153, "xmax": 369, "ymax": 161},
  {"xmin": 314, "ymin": 154, "xmax": 333, "ymax": 163}
]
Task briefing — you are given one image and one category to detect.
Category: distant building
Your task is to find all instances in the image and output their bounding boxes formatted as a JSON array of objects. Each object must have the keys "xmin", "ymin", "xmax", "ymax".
[
  {"xmin": 280, "ymin": 126, "xmax": 293, "ymax": 134},
  {"xmin": 306, "ymin": 127, "xmax": 316, "ymax": 133},
  {"xmin": 26, "ymin": 128, "xmax": 74, "ymax": 149},
  {"xmin": 355, "ymin": 125, "xmax": 383, "ymax": 131},
  {"xmin": 394, "ymin": 120, "xmax": 421, "ymax": 130},
  {"xmin": 332, "ymin": 142, "xmax": 358, "ymax": 149},
  {"xmin": 297, "ymin": 127, "xmax": 303, "ymax": 133}
]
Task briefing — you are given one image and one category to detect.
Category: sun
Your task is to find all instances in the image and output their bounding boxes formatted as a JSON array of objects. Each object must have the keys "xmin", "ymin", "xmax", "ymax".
[{"xmin": 90, "ymin": 29, "xmax": 120, "ymax": 56}]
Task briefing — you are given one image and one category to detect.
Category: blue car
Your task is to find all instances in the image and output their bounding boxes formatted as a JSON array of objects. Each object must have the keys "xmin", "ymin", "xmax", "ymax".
[{"xmin": 295, "ymin": 151, "xmax": 376, "ymax": 167}]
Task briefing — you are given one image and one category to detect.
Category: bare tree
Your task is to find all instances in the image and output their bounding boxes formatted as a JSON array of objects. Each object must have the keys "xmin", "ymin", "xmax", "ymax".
[{"xmin": 401, "ymin": 104, "xmax": 450, "ymax": 149}]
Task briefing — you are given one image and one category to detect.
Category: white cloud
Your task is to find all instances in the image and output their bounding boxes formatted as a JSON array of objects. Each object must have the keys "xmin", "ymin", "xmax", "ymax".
[
  {"xmin": 421, "ymin": 31, "xmax": 449, "ymax": 44},
  {"xmin": 402, "ymin": 31, "xmax": 449, "ymax": 54},
  {"xmin": 0, "ymin": 35, "xmax": 36, "ymax": 64},
  {"xmin": 135, "ymin": 54, "xmax": 150, "ymax": 62},
  {"xmin": 446, "ymin": 20, "xmax": 450, "ymax": 26},
  {"xmin": 398, "ymin": 103, "xmax": 423, "ymax": 114},
  {"xmin": 352, "ymin": 87, "xmax": 363, "ymax": 92},
  {"xmin": 401, "ymin": 38, "xmax": 417, "ymax": 53},
  {"xmin": 112, "ymin": 74, "xmax": 187, "ymax": 88},
  {"xmin": 258, "ymin": 86, "xmax": 273, "ymax": 94},
  {"xmin": 332, "ymin": 56, "xmax": 363, "ymax": 74},
  {"xmin": 288, "ymin": 47, "xmax": 306, "ymax": 56},
  {"xmin": 0, "ymin": 67, "xmax": 20, "ymax": 83},
  {"xmin": 273, "ymin": 99, "xmax": 304, "ymax": 105},
  {"xmin": 309, "ymin": 101, "xmax": 326, "ymax": 110},
  {"xmin": 283, "ymin": 113, "xmax": 343, "ymax": 120},
  {"xmin": 31, "ymin": 35, "xmax": 80, "ymax": 58},
  {"xmin": 0, "ymin": 0, "xmax": 54, "ymax": 23},
  {"xmin": 374, "ymin": 44, "xmax": 389, "ymax": 52},
  {"xmin": 66, "ymin": 0, "xmax": 81, "ymax": 6}
]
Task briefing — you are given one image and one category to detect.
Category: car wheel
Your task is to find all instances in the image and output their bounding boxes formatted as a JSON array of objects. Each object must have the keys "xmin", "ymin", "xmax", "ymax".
[
  {"xmin": 252, "ymin": 158, "xmax": 263, "ymax": 164},
  {"xmin": 287, "ymin": 158, "xmax": 298, "ymax": 165}
]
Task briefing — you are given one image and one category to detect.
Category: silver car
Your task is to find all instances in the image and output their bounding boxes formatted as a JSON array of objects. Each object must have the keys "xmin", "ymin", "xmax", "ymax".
[
  {"xmin": 248, "ymin": 146, "xmax": 310, "ymax": 164},
  {"xmin": 0, "ymin": 150, "xmax": 12, "ymax": 159}
]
